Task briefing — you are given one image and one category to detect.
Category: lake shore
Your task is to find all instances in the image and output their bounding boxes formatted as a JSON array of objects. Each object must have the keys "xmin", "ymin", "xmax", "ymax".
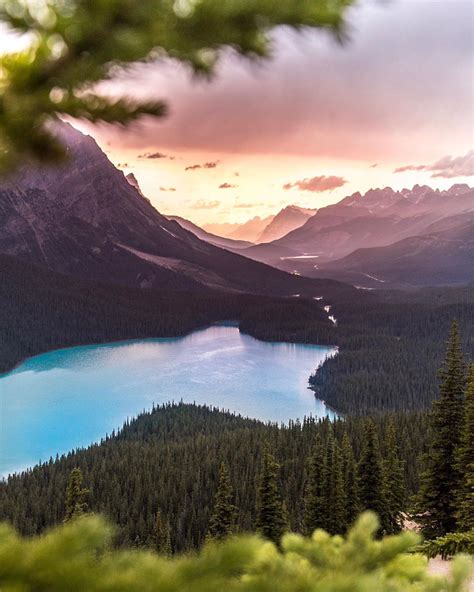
[{"xmin": 1, "ymin": 325, "xmax": 338, "ymax": 476}]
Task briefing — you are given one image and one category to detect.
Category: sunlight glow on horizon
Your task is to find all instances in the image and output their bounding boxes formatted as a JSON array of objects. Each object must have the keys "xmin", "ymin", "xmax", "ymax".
[
  {"xmin": 71, "ymin": 0, "xmax": 473, "ymax": 225},
  {"xmin": 3, "ymin": 0, "xmax": 473, "ymax": 226},
  {"xmin": 75, "ymin": 124, "xmax": 473, "ymax": 226}
]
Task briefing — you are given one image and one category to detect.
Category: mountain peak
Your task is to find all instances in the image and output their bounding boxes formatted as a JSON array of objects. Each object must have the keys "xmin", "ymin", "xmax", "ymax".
[
  {"xmin": 447, "ymin": 183, "xmax": 471, "ymax": 195},
  {"xmin": 126, "ymin": 172, "xmax": 144, "ymax": 197},
  {"xmin": 1, "ymin": 126, "xmax": 339, "ymax": 296},
  {"xmin": 256, "ymin": 204, "xmax": 316, "ymax": 243}
]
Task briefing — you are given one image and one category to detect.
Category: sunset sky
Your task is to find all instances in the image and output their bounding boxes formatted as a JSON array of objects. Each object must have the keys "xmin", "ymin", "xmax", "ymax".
[{"xmin": 4, "ymin": 0, "xmax": 474, "ymax": 225}]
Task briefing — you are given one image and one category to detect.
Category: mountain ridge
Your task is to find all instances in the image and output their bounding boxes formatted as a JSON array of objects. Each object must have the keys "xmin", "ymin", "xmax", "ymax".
[
  {"xmin": 237, "ymin": 183, "xmax": 474, "ymax": 284},
  {"xmin": 166, "ymin": 215, "xmax": 253, "ymax": 250},
  {"xmin": 316, "ymin": 212, "xmax": 474, "ymax": 287},
  {"xmin": 256, "ymin": 205, "xmax": 316, "ymax": 243},
  {"xmin": 0, "ymin": 123, "xmax": 353, "ymax": 298}
]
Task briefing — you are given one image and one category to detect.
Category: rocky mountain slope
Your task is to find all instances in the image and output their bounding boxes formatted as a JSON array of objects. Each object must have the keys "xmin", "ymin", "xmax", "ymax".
[
  {"xmin": 256, "ymin": 205, "xmax": 316, "ymax": 243},
  {"xmin": 166, "ymin": 215, "xmax": 252, "ymax": 251},
  {"xmin": 0, "ymin": 123, "xmax": 348, "ymax": 297},
  {"xmin": 316, "ymin": 212, "xmax": 474, "ymax": 287},
  {"xmin": 239, "ymin": 184, "xmax": 474, "ymax": 284}
]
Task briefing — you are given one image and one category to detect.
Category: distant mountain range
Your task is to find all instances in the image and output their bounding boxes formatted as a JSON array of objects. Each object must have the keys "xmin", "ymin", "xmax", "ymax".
[
  {"xmin": 0, "ymin": 123, "xmax": 348, "ymax": 298},
  {"xmin": 201, "ymin": 221, "xmax": 242, "ymax": 237},
  {"xmin": 317, "ymin": 211, "xmax": 474, "ymax": 288},
  {"xmin": 201, "ymin": 204, "xmax": 314, "ymax": 244},
  {"xmin": 152, "ymin": 181, "xmax": 473, "ymax": 288},
  {"xmin": 233, "ymin": 184, "xmax": 474, "ymax": 287},
  {"xmin": 2, "ymin": 123, "xmax": 471, "ymax": 292},
  {"xmin": 256, "ymin": 205, "xmax": 316, "ymax": 243},
  {"xmin": 166, "ymin": 215, "xmax": 252, "ymax": 250},
  {"xmin": 228, "ymin": 215, "xmax": 275, "ymax": 242}
]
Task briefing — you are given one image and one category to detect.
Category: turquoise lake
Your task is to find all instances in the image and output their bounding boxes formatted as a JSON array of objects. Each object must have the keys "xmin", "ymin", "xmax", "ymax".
[{"xmin": 0, "ymin": 325, "xmax": 337, "ymax": 476}]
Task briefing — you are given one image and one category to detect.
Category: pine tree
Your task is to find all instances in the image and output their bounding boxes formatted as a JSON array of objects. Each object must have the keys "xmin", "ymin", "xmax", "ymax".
[
  {"xmin": 416, "ymin": 321, "xmax": 467, "ymax": 538},
  {"xmin": 357, "ymin": 419, "xmax": 387, "ymax": 531},
  {"xmin": 341, "ymin": 433, "xmax": 359, "ymax": 530},
  {"xmin": 64, "ymin": 468, "xmax": 89, "ymax": 522},
  {"xmin": 320, "ymin": 427, "xmax": 335, "ymax": 533},
  {"xmin": 256, "ymin": 446, "xmax": 288, "ymax": 544},
  {"xmin": 153, "ymin": 510, "xmax": 172, "ymax": 556},
  {"xmin": 382, "ymin": 421, "xmax": 405, "ymax": 534},
  {"xmin": 330, "ymin": 442, "xmax": 346, "ymax": 534},
  {"xmin": 456, "ymin": 365, "xmax": 474, "ymax": 531},
  {"xmin": 207, "ymin": 463, "xmax": 237, "ymax": 540},
  {"xmin": 302, "ymin": 435, "xmax": 326, "ymax": 535},
  {"xmin": 0, "ymin": 0, "xmax": 351, "ymax": 173}
]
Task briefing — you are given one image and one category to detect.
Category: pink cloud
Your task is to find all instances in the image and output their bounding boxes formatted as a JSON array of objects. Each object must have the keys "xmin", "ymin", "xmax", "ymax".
[
  {"xmin": 393, "ymin": 164, "xmax": 427, "ymax": 173},
  {"xmin": 393, "ymin": 150, "xmax": 474, "ymax": 178},
  {"xmin": 283, "ymin": 175, "xmax": 347, "ymax": 192},
  {"xmin": 429, "ymin": 150, "xmax": 474, "ymax": 178}
]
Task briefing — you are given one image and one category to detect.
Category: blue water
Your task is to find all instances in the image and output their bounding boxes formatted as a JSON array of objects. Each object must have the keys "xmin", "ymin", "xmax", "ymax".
[{"xmin": 0, "ymin": 325, "xmax": 337, "ymax": 476}]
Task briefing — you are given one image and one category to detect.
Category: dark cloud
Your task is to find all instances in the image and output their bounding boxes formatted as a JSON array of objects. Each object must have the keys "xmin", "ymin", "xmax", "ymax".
[
  {"xmin": 218, "ymin": 182, "xmax": 238, "ymax": 189},
  {"xmin": 100, "ymin": 1, "xmax": 473, "ymax": 162},
  {"xmin": 138, "ymin": 151, "xmax": 168, "ymax": 159},
  {"xmin": 185, "ymin": 160, "xmax": 220, "ymax": 171},
  {"xmin": 394, "ymin": 150, "xmax": 474, "ymax": 178},
  {"xmin": 160, "ymin": 186, "xmax": 176, "ymax": 192},
  {"xmin": 283, "ymin": 175, "xmax": 347, "ymax": 192},
  {"xmin": 191, "ymin": 200, "xmax": 221, "ymax": 209}
]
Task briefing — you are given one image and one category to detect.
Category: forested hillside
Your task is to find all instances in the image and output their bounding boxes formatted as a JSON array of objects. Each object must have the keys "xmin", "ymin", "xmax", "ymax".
[
  {"xmin": 1, "ymin": 254, "xmax": 473, "ymax": 414},
  {"xmin": 0, "ymin": 254, "xmax": 334, "ymax": 375},
  {"xmin": 0, "ymin": 403, "xmax": 428, "ymax": 551},
  {"xmin": 309, "ymin": 289, "xmax": 474, "ymax": 413},
  {"xmin": 2, "ymin": 321, "xmax": 472, "ymax": 559}
]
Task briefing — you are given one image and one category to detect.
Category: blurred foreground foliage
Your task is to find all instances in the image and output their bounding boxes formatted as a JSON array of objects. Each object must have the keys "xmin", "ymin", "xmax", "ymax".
[
  {"xmin": 0, "ymin": 512, "xmax": 471, "ymax": 592},
  {"xmin": 0, "ymin": 0, "xmax": 353, "ymax": 171}
]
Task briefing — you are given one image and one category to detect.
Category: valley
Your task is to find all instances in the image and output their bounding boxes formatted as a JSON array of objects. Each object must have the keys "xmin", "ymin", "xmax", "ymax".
[
  {"xmin": 0, "ymin": 1, "xmax": 473, "ymax": 588},
  {"xmin": 178, "ymin": 185, "xmax": 474, "ymax": 289},
  {"xmin": 1, "ymin": 124, "xmax": 472, "ymax": 438}
]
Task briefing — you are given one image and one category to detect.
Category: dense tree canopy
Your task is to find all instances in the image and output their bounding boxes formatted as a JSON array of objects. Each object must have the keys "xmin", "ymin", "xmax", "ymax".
[
  {"xmin": 0, "ymin": 403, "xmax": 429, "ymax": 551},
  {"xmin": 2, "ymin": 254, "xmax": 473, "ymax": 415}
]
